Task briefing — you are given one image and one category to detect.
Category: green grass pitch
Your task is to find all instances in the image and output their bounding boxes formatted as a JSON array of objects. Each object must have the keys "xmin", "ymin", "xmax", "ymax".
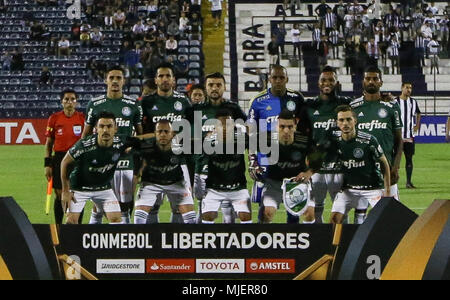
[{"xmin": 0, "ymin": 144, "xmax": 449, "ymax": 224}]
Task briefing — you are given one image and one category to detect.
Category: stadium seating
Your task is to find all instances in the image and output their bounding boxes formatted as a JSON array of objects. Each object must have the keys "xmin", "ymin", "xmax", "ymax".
[{"xmin": 0, "ymin": 0, "xmax": 205, "ymax": 118}]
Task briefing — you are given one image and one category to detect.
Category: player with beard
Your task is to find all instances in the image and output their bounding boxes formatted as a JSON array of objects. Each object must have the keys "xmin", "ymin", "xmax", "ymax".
[
  {"xmin": 331, "ymin": 105, "xmax": 391, "ymax": 224},
  {"xmin": 62, "ymin": 112, "xmax": 138, "ymax": 225},
  {"xmin": 82, "ymin": 66, "xmax": 143, "ymax": 224},
  {"xmin": 248, "ymin": 65, "xmax": 309, "ymax": 224},
  {"xmin": 185, "ymin": 72, "xmax": 247, "ymax": 223},
  {"xmin": 350, "ymin": 66, "xmax": 403, "ymax": 223},
  {"xmin": 304, "ymin": 66, "xmax": 352, "ymax": 223},
  {"xmin": 140, "ymin": 63, "xmax": 191, "ymax": 223}
]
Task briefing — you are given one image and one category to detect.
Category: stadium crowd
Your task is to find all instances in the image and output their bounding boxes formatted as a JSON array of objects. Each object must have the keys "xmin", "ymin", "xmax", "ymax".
[{"xmin": 272, "ymin": 0, "xmax": 450, "ymax": 75}]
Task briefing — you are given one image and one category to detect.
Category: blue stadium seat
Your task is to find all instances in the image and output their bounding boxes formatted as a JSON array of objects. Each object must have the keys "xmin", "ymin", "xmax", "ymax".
[
  {"xmin": 189, "ymin": 62, "xmax": 201, "ymax": 69},
  {"xmin": 189, "ymin": 47, "xmax": 201, "ymax": 54},
  {"xmin": 189, "ymin": 54, "xmax": 200, "ymax": 61},
  {"xmin": 177, "ymin": 78, "xmax": 188, "ymax": 86},
  {"xmin": 189, "ymin": 40, "xmax": 201, "ymax": 47}
]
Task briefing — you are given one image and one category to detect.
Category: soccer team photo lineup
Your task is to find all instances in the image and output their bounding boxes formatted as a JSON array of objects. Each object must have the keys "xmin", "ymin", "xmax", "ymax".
[{"xmin": 0, "ymin": 0, "xmax": 449, "ymax": 281}]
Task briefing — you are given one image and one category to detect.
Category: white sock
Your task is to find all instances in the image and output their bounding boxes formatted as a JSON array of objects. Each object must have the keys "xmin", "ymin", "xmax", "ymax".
[
  {"xmin": 221, "ymin": 203, "xmax": 236, "ymax": 224},
  {"xmin": 182, "ymin": 211, "xmax": 197, "ymax": 224},
  {"xmin": 302, "ymin": 219, "xmax": 316, "ymax": 224},
  {"xmin": 121, "ymin": 211, "xmax": 130, "ymax": 224},
  {"xmin": 110, "ymin": 221, "xmax": 124, "ymax": 225},
  {"xmin": 240, "ymin": 220, "xmax": 253, "ymax": 224},
  {"xmin": 89, "ymin": 211, "xmax": 103, "ymax": 224},
  {"xmin": 202, "ymin": 220, "xmax": 215, "ymax": 224},
  {"xmin": 134, "ymin": 210, "xmax": 149, "ymax": 224},
  {"xmin": 354, "ymin": 210, "xmax": 367, "ymax": 224},
  {"xmin": 171, "ymin": 213, "xmax": 184, "ymax": 224}
]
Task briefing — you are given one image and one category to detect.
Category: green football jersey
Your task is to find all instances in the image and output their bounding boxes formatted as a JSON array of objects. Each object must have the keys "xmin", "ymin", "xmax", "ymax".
[
  {"xmin": 337, "ymin": 131, "xmax": 385, "ymax": 190},
  {"xmin": 350, "ymin": 97, "xmax": 402, "ymax": 165},
  {"xmin": 266, "ymin": 132, "xmax": 311, "ymax": 181},
  {"xmin": 68, "ymin": 135, "xmax": 125, "ymax": 191},
  {"xmin": 141, "ymin": 91, "xmax": 191, "ymax": 133},
  {"xmin": 185, "ymin": 100, "xmax": 248, "ymax": 175},
  {"xmin": 139, "ymin": 138, "xmax": 187, "ymax": 185},
  {"xmin": 306, "ymin": 95, "xmax": 352, "ymax": 173},
  {"xmin": 203, "ymin": 135, "xmax": 248, "ymax": 191},
  {"xmin": 85, "ymin": 94, "xmax": 143, "ymax": 170}
]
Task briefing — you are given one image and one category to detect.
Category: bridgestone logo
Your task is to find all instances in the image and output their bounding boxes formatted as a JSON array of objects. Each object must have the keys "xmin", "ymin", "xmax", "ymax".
[{"xmin": 96, "ymin": 259, "xmax": 145, "ymax": 274}]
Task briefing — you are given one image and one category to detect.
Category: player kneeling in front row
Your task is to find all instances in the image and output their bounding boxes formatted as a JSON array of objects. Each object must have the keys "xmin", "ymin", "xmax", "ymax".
[
  {"xmin": 201, "ymin": 109, "xmax": 252, "ymax": 224},
  {"xmin": 330, "ymin": 105, "xmax": 391, "ymax": 224},
  {"xmin": 61, "ymin": 112, "xmax": 136, "ymax": 224},
  {"xmin": 258, "ymin": 110, "xmax": 321, "ymax": 224},
  {"xmin": 133, "ymin": 120, "xmax": 196, "ymax": 224}
]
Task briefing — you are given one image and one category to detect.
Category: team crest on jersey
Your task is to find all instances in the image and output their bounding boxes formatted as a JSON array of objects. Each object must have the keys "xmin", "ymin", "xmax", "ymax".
[
  {"xmin": 170, "ymin": 157, "xmax": 179, "ymax": 164},
  {"xmin": 378, "ymin": 108, "xmax": 388, "ymax": 118},
  {"xmin": 353, "ymin": 148, "xmax": 364, "ymax": 159},
  {"xmin": 122, "ymin": 106, "xmax": 131, "ymax": 117},
  {"xmin": 112, "ymin": 153, "xmax": 121, "ymax": 162},
  {"xmin": 152, "ymin": 105, "xmax": 159, "ymax": 111},
  {"xmin": 314, "ymin": 110, "xmax": 320, "ymax": 115},
  {"xmin": 266, "ymin": 106, "xmax": 272, "ymax": 111},
  {"xmin": 73, "ymin": 125, "xmax": 82, "ymax": 136},
  {"xmin": 174, "ymin": 101, "xmax": 183, "ymax": 111},
  {"xmin": 287, "ymin": 101, "xmax": 296, "ymax": 111},
  {"xmin": 358, "ymin": 112, "xmax": 364, "ymax": 117}
]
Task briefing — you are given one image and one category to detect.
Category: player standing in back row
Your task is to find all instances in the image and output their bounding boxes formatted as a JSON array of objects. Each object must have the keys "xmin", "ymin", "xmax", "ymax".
[
  {"xmin": 82, "ymin": 66, "xmax": 143, "ymax": 224},
  {"xmin": 350, "ymin": 66, "xmax": 403, "ymax": 223},
  {"xmin": 140, "ymin": 63, "xmax": 191, "ymax": 223},
  {"xmin": 248, "ymin": 64, "xmax": 309, "ymax": 224},
  {"xmin": 305, "ymin": 66, "xmax": 352, "ymax": 223}
]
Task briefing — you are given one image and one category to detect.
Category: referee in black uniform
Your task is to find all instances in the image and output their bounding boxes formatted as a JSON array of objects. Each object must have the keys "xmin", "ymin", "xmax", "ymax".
[{"xmin": 395, "ymin": 82, "xmax": 421, "ymax": 189}]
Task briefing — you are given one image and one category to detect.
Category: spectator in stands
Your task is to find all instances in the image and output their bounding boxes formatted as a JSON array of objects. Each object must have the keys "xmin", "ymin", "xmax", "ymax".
[
  {"xmin": 268, "ymin": 35, "xmax": 279, "ymax": 67},
  {"xmin": 167, "ymin": 18, "xmax": 180, "ymax": 37},
  {"xmin": 1, "ymin": 51, "xmax": 12, "ymax": 71},
  {"xmin": 366, "ymin": 37, "xmax": 380, "ymax": 67},
  {"xmin": 165, "ymin": 35, "xmax": 178, "ymax": 57},
  {"xmin": 314, "ymin": 0, "xmax": 331, "ymax": 27},
  {"xmin": 182, "ymin": 1, "xmax": 191, "ymax": 17},
  {"xmin": 413, "ymin": 30, "xmax": 425, "ymax": 67},
  {"xmin": 113, "ymin": 9, "xmax": 127, "ymax": 30},
  {"xmin": 80, "ymin": 21, "xmax": 91, "ymax": 34},
  {"xmin": 256, "ymin": 68, "xmax": 268, "ymax": 91},
  {"xmin": 169, "ymin": 0, "xmax": 180, "ymax": 20},
  {"xmin": 388, "ymin": 35, "xmax": 401, "ymax": 74},
  {"xmin": 348, "ymin": 0, "xmax": 364, "ymax": 16},
  {"xmin": 427, "ymin": 2, "xmax": 439, "ymax": 15},
  {"xmin": 439, "ymin": 15, "xmax": 449, "ymax": 54},
  {"xmin": 148, "ymin": 0, "xmax": 159, "ymax": 20},
  {"xmin": 329, "ymin": 26, "xmax": 340, "ymax": 59},
  {"xmin": 141, "ymin": 42, "xmax": 154, "ymax": 65},
  {"xmin": 191, "ymin": 0, "xmax": 201, "ymax": 15},
  {"xmin": 317, "ymin": 35, "xmax": 329, "ymax": 69},
  {"xmin": 143, "ymin": 26, "xmax": 157, "ymax": 46},
  {"xmin": 291, "ymin": 24, "xmax": 301, "ymax": 60},
  {"xmin": 11, "ymin": 48, "xmax": 24, "ymax": 72},
  {"xmin": 273, "ymin": 23, "xmax": 287, "ymax": 56},
  {"xmin": 333, "ymin": 0, "xmax": 347, "ymax": 35},
  {"xmin": 209, "ymin": 0, "xmax": 223, "ymax": 28},
  {"xmin": 57, "ymin": 37, "xmax": 71, "ymax": 58},
  {"xmin": 428, "ymin": 35, "xmax": 440, "ymax": 74},
  {"xmin": 174, "ymin": 55, "xmax": 189, "ymax": 78},
  {"xmin": 90, "ymin": 27, "xmax": 104, "ymax": 47},
  {"xmin": 353, "ymin": 43, "xmax": 366, "ymax": 76},
  {"xmin": 324, "ymin": 7, "xmax": 337, "ymax": 36},
  {"xmin": 344, "ymin": 11, "xmax": 357, "ymax": 38},
  {"xmin": 311, "ymin": 23, "xmax": 321, "ymax": 49},
  {"xmin": 47, "ymin": 37, "xmax": 58, "ymax": 55},
  {"xmin": 190, "ymin": 12, "xmax": 202, "ymax": 36},
  {"xmin": 0, "ymin": 0, "xmax": 5, "ymax": 13},
  {"xmin": 132, "ymin": 19, "xmax": 147, "ymax": 40},
  {"xmin": 179, "ymin": 12, "xmax": 191, "ymax": 36},
  {"xmin": 105, "ymin": 10, "xmax": 114, "ymax": 28},
  {"xmin": 80, "ymin": 30, "xmax": 91, "ymax": 48},
  {"xmin": 189, "ymin": 84, "xmax": 206, "ymax": 104},
  {"xmin": 344, "ymin": 37, "xmax": 355, "ymax": 75},
  {"xmin": 30, "ymin": 20, "xmax": 46, "ymax": 40},
  {"xmin": 39, "ymin": 66, "xmax": 53, "ymax": 86},
  {"xmin": 125, "ymin": 43, "xmax": 143, "ymax": 78},
  {"xmin": 423, "ymin": 11, "xmax": 438, "ymax": 32},
  {"xmin": 71, "ymin": 20, "xmax": 81, "ymax": 41},
  {"xmin": 421, "ymin": 21, "xmax": 433, "ymax": 58}
]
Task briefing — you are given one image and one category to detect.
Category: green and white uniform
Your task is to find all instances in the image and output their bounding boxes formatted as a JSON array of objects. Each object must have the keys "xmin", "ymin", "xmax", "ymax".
[
  {"xmin": 306, "ymin": 95, "xmax": 352, "ymax": 208},
  {"xmin": 141, "ymin": 91, "xmax": 191, "ymax": 133},
  {"xmin": 85, "ymin": 94, "xmax": 143, "ymax": 203},
  {"xmin": 350, "ymin": 96, "xmax": 403, "ymax": 199},
  {"xmin": 185, "ymin": 100, "xmax": 247, "ymax": 199},
  {"xmin": 263, "ymin": 132, "xmax": 315, "ymax": 209},
  {"xmin": 201, "ymin": 134, "xmax": 251, "ymax": 216},
  {"xmin": 135, "ymin": 138, "xmax": 193, "ymax": 209},
  {"xmin": 331, "ymin": 131, "xmax": 385, "ymax": 215},
  {"xmin": 68, "ymin": 134, "xmax": 125, "ymax": 214}
]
